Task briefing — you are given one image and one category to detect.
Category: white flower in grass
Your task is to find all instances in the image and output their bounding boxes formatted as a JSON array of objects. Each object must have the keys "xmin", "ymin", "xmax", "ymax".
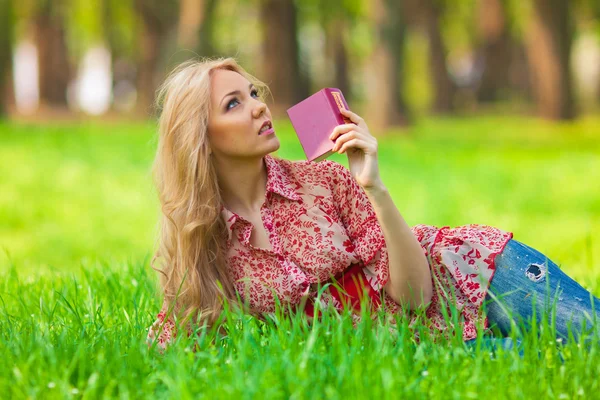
[
  {"xmin": 421, "ymin": 370, "xmax": 429, "ymax": 377},
  {"xmin": 47, "ymin": 382, "xmax": 56, "ymax": 389},
  {"xmin": 71, "ymin": 388, "xmax": 80, "ymax": 395}
]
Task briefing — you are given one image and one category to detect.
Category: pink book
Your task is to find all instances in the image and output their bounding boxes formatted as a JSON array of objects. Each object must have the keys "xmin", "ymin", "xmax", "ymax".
[{"xmin": 286, "ymin": 88, "xmax": 353, "ymax": 162}]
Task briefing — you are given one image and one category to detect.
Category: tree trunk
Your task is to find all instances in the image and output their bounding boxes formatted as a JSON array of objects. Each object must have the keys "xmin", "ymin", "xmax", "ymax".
[
  {"xmin": 134, "ymin": 0, "xmax": 179, "ymax": 115},
  {"xmin": 387, "ymin": 8, "xmax": 410, "ymax": 126},
  {"xmin": 35, "ymin": 0, "xmax": 70, "ymax": 107},
  {"xmin": 421, "ymin": 0, "xmax": 455, "ymax": 114},
  {"xmin": 0, "ymin": 0, "xmax": 14, "ymax": 117},
  {"xmin": 475, "ymin": 0, "xmax": 512, "ymax": 102},
  {"xmin": 365, "ymin": 0, "xmax": 410, "ymax": 131},
  {"xmin": 176, "ymin": 0, "xmax": 219, "ymax": 57},
  {"xmin": 525, "ymin": 0, "xmax": 576, "ymax": 120},
  {"xmin": 260, "ymin": 0, "xmax": 308, "ymax": 116},
  {"xmin": 102, "ymin": 0, "xmax": 127, "ymax": 112},
  {"xmin": 136, "ymin": 21, "xmax": 162, "ymax": 114},
  {"xmin": 324, "ymin": 18, "xmax": 350, "ymax": 99},
  {"xmin": 508, "ymin": 42, "xmax": 532, "ymax": 101},
  {"xmin": 178, "ymin": 0, "xmax": 202, "ymax": 49},
  {"xmin": 197, "ymin": 0, "xmax": 218, "ymax": 57}
]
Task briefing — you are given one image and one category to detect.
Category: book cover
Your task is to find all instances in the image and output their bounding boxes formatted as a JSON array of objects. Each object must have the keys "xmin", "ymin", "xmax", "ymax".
[{"xmin": 286, "ymin": 88, "xmax": 353, "ymax": 162}]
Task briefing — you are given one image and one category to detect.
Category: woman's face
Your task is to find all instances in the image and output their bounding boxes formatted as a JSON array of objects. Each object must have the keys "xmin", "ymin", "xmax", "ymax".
[{"xmin": 207, "ymin": 69, "xmax": 279, "ymax": 161}]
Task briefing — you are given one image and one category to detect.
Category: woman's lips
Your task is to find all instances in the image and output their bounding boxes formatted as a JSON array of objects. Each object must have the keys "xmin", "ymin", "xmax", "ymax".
[
  {"xmin": 258, "ymin": 120, "xmax": 272, "ymax": 134},
  {"xmin": 258, "ymin": 127, "xmax": 275, "ymax": 136}
]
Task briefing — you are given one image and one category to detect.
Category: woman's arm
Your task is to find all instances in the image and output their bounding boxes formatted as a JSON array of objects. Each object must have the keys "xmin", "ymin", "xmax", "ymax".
[
  {"xmin": 329, "ymin": 108, "xmax": 432, "ymax": 310},
  {"xmin": 363, "ymin": 182, "xmax": 432, "ymax": 310}
]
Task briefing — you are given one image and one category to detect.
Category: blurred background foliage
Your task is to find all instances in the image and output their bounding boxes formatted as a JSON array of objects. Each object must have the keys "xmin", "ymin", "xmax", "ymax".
[
  {"xmin": 0, "ymin": 0, "xmax": 599, "ymax": 125},
  {"xmin": 0, "ymin": 0, "xmax": 600, "ymax": 279}
]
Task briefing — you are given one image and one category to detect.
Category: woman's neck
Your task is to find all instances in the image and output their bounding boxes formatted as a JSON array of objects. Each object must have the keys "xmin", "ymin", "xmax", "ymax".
[{"xmin": 213, "ymin": 155, "xmax": 268, "ymax": 214}]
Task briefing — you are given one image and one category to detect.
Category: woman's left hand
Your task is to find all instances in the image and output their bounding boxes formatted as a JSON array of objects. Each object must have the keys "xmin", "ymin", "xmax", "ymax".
[{"xmin": 329, "ymin": 108, "xmax": 383, "ymax": 190}]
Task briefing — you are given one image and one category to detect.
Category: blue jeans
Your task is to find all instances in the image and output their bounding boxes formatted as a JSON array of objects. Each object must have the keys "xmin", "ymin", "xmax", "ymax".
[{"xmin": 465, "ymin": 239, "xmax": 600, "ymax": 355}]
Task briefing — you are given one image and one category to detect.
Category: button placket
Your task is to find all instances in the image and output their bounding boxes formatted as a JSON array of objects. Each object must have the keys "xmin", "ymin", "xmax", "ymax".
[{"xmin": 261, "ymin": 204, "xmax": 283, "ymax": 256}]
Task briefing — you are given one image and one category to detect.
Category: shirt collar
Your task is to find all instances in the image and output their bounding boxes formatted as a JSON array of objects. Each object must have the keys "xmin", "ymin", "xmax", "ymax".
[
  {"xmin": 221, "ymin": 206, "xmax": 238, "ymax": 241},
  {"xmin": 264, "ymin": 154, "xmax": 302, "ymax": 202},
  {"xmin": 220, "ymin": 155, "xmax": 302, "ymax": 241}
]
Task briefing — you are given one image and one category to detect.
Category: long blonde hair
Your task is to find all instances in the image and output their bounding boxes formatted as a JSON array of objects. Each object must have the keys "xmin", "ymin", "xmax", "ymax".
[{"xmin": 152, "ymin": 57, "xmax": 271, "ymax": 329}]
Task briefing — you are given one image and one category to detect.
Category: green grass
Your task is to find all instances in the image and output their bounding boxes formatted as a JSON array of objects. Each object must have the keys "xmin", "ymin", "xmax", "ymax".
[{"xmin": 1, "ymin": 116, "xmax": 600, "ymax": 398}]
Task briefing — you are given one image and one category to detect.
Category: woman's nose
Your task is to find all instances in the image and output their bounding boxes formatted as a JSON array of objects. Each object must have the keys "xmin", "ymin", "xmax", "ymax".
[{"xmin": 252, "ymin": 100, "xmax": 267, "ymax": 118}]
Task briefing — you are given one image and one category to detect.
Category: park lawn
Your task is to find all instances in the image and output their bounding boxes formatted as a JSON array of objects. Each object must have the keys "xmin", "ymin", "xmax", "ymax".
[{"xmin": 1, "ymin": 116, "xmax": 600, "ymax": 398}]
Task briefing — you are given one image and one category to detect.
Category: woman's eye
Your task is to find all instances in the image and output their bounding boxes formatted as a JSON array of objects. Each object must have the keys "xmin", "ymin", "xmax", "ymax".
[
  {"xmin": 226, "ymin": 98, "xmax": 239, "ymax": 110},
  {"xmin": 226, "ymin": 89, "xmax": 259, "ymax": 111}
]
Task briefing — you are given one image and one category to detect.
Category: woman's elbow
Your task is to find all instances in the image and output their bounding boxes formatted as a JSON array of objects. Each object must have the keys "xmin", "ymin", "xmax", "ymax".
[
  {"xmin": 407, "ymin": 289, "xmax": 433, "ymax": 311},
  {"xmin": 384, "ymin": 282, "xmax": 432, "ymax": 311}
]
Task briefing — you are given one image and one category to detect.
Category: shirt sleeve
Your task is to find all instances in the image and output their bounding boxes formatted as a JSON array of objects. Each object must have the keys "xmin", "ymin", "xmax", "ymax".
[
  {"xmin": 323, "ymin": 160, "xmax": 390, "ymax": 291},
  {"xmin": 146, "ymin": 300, "xmax": 176, "ymax": 351}
]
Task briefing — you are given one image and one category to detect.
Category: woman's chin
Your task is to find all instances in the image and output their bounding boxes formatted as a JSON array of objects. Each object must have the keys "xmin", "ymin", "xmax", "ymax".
[{"xmin": 263, "ymin": 137, "xmax": 281, "ymax": 153}]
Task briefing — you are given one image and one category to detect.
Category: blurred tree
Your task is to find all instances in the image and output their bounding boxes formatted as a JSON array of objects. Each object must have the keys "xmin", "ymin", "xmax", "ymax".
[
  {"xmin": 101, "ymin": 0, "xmax": 135, "ymax": 63},
  {"xmin": 35, "ymin": 0, "xmax": 71, "ymax": 107},
  {"xmin": 178, "ymin": 0, "xmax": 201, "ymax": 48},
  {"xmin": 294, "ymin": 0, "xmax": 355, "ymax": 101},
  {"xmin": 176, "ymin": 0, "xmax": 219, "ymax": 57},
  {"xmin": 475, "ymin": 0, "xmax": 513, "ymax": 102},
  {"xmin": 573, "ymin": 0, "xmax": 600, "ymax": 105},
  {"xmin": 260, "ymin": 0, "xmax": 309, "ymax": 115},
  {"xmin": 324, "ymin": 16, "xmax": 350, "ymax": 97},
  {"xmin": 500, "ymin": 0, "xmax": 533, "ymax": 100},
  {"xmin": 0, "ymin": 0, "xmax": 14, "ymax": 118},
  {"xmin": 196, "ymin": 0, "xmax": 218, "ymax": 57},
  {"xmin": 420, "ymin": 0, "xmax": 456, "ymax": 114},
  {"xmin": 102, "ymin": 0, "xmax": 137, "ymax": 110},
  {"xmin": 310, "ymin": 0, "xmax": 364, "ymax": 100},
  {"xmin": 134, "ymin": 0, "xmax": 180, "ymax": 114},
  {"xmin": 365, "ymin": 0, "xmax": 410, "ymax": 130},
  {"xmin": 586, "ymin": 0, "xmax": 600, "ymax": 104},
  {"xmin": 526, "ymin": 0, "xmax": 576, "ymax": 120}
]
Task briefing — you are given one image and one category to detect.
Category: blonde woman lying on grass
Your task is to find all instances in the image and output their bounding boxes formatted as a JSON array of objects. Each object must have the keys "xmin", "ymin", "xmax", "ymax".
[{"xmin": 147, "ymin": 57, "xmax": 600, "ymax": 354}]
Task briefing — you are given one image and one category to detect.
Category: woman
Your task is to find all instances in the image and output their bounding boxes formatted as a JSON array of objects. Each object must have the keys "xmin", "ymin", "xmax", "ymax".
[{"xmin": 147, "ymin": 57, "xmax": 600, "ymax": 351}]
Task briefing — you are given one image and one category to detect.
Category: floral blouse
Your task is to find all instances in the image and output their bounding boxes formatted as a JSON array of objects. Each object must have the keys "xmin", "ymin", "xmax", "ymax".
[{"xmin": 147, "ymin": 154, "xmax": 513, "ymax": 349}]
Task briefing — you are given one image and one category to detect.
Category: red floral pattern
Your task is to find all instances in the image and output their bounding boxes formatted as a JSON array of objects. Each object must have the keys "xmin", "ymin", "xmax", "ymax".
[
  {"xmin": 146, "ymin": 310, "xmax": 176, "ymax": 350},
  {"xmin": 147, "ymin": 155, "xmax": 513, "ymax": 348}
]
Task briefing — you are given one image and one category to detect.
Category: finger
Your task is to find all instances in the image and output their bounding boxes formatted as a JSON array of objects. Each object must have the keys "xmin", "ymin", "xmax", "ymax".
[
  {"xmin": 340, "ymin": 108, "xmax": 364, "ymax": 124},
  {"xmin": 329, "ymin": 123, "xmax": 359, "ymax": 141},
  {"xmin": 332, "ymin": 130, "xmax": 361, "ymax": 151},
  {"xmin": 332, "ymin": 130, "xmax": 376, "ymax": 152},
  {"xmin": 338, "ymin": 138, "xmax": 369, "ymax": 154}
]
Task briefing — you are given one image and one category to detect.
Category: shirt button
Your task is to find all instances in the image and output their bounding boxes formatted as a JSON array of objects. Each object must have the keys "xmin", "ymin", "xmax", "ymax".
[{"xmin": 277, "ymin": 254, "xmax": 284, "ymax": 261}]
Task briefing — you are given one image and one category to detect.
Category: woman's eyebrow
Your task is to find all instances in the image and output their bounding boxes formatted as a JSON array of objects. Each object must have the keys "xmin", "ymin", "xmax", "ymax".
[{"xmin": 220, "ymin": 83, "xmax": 255, "ymax": 106}]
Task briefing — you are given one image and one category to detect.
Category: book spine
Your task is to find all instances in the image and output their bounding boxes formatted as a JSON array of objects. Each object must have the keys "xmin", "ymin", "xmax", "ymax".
[{"xmin": 325, "ymin": 88, "xmax": 352, "ymax": 124}]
